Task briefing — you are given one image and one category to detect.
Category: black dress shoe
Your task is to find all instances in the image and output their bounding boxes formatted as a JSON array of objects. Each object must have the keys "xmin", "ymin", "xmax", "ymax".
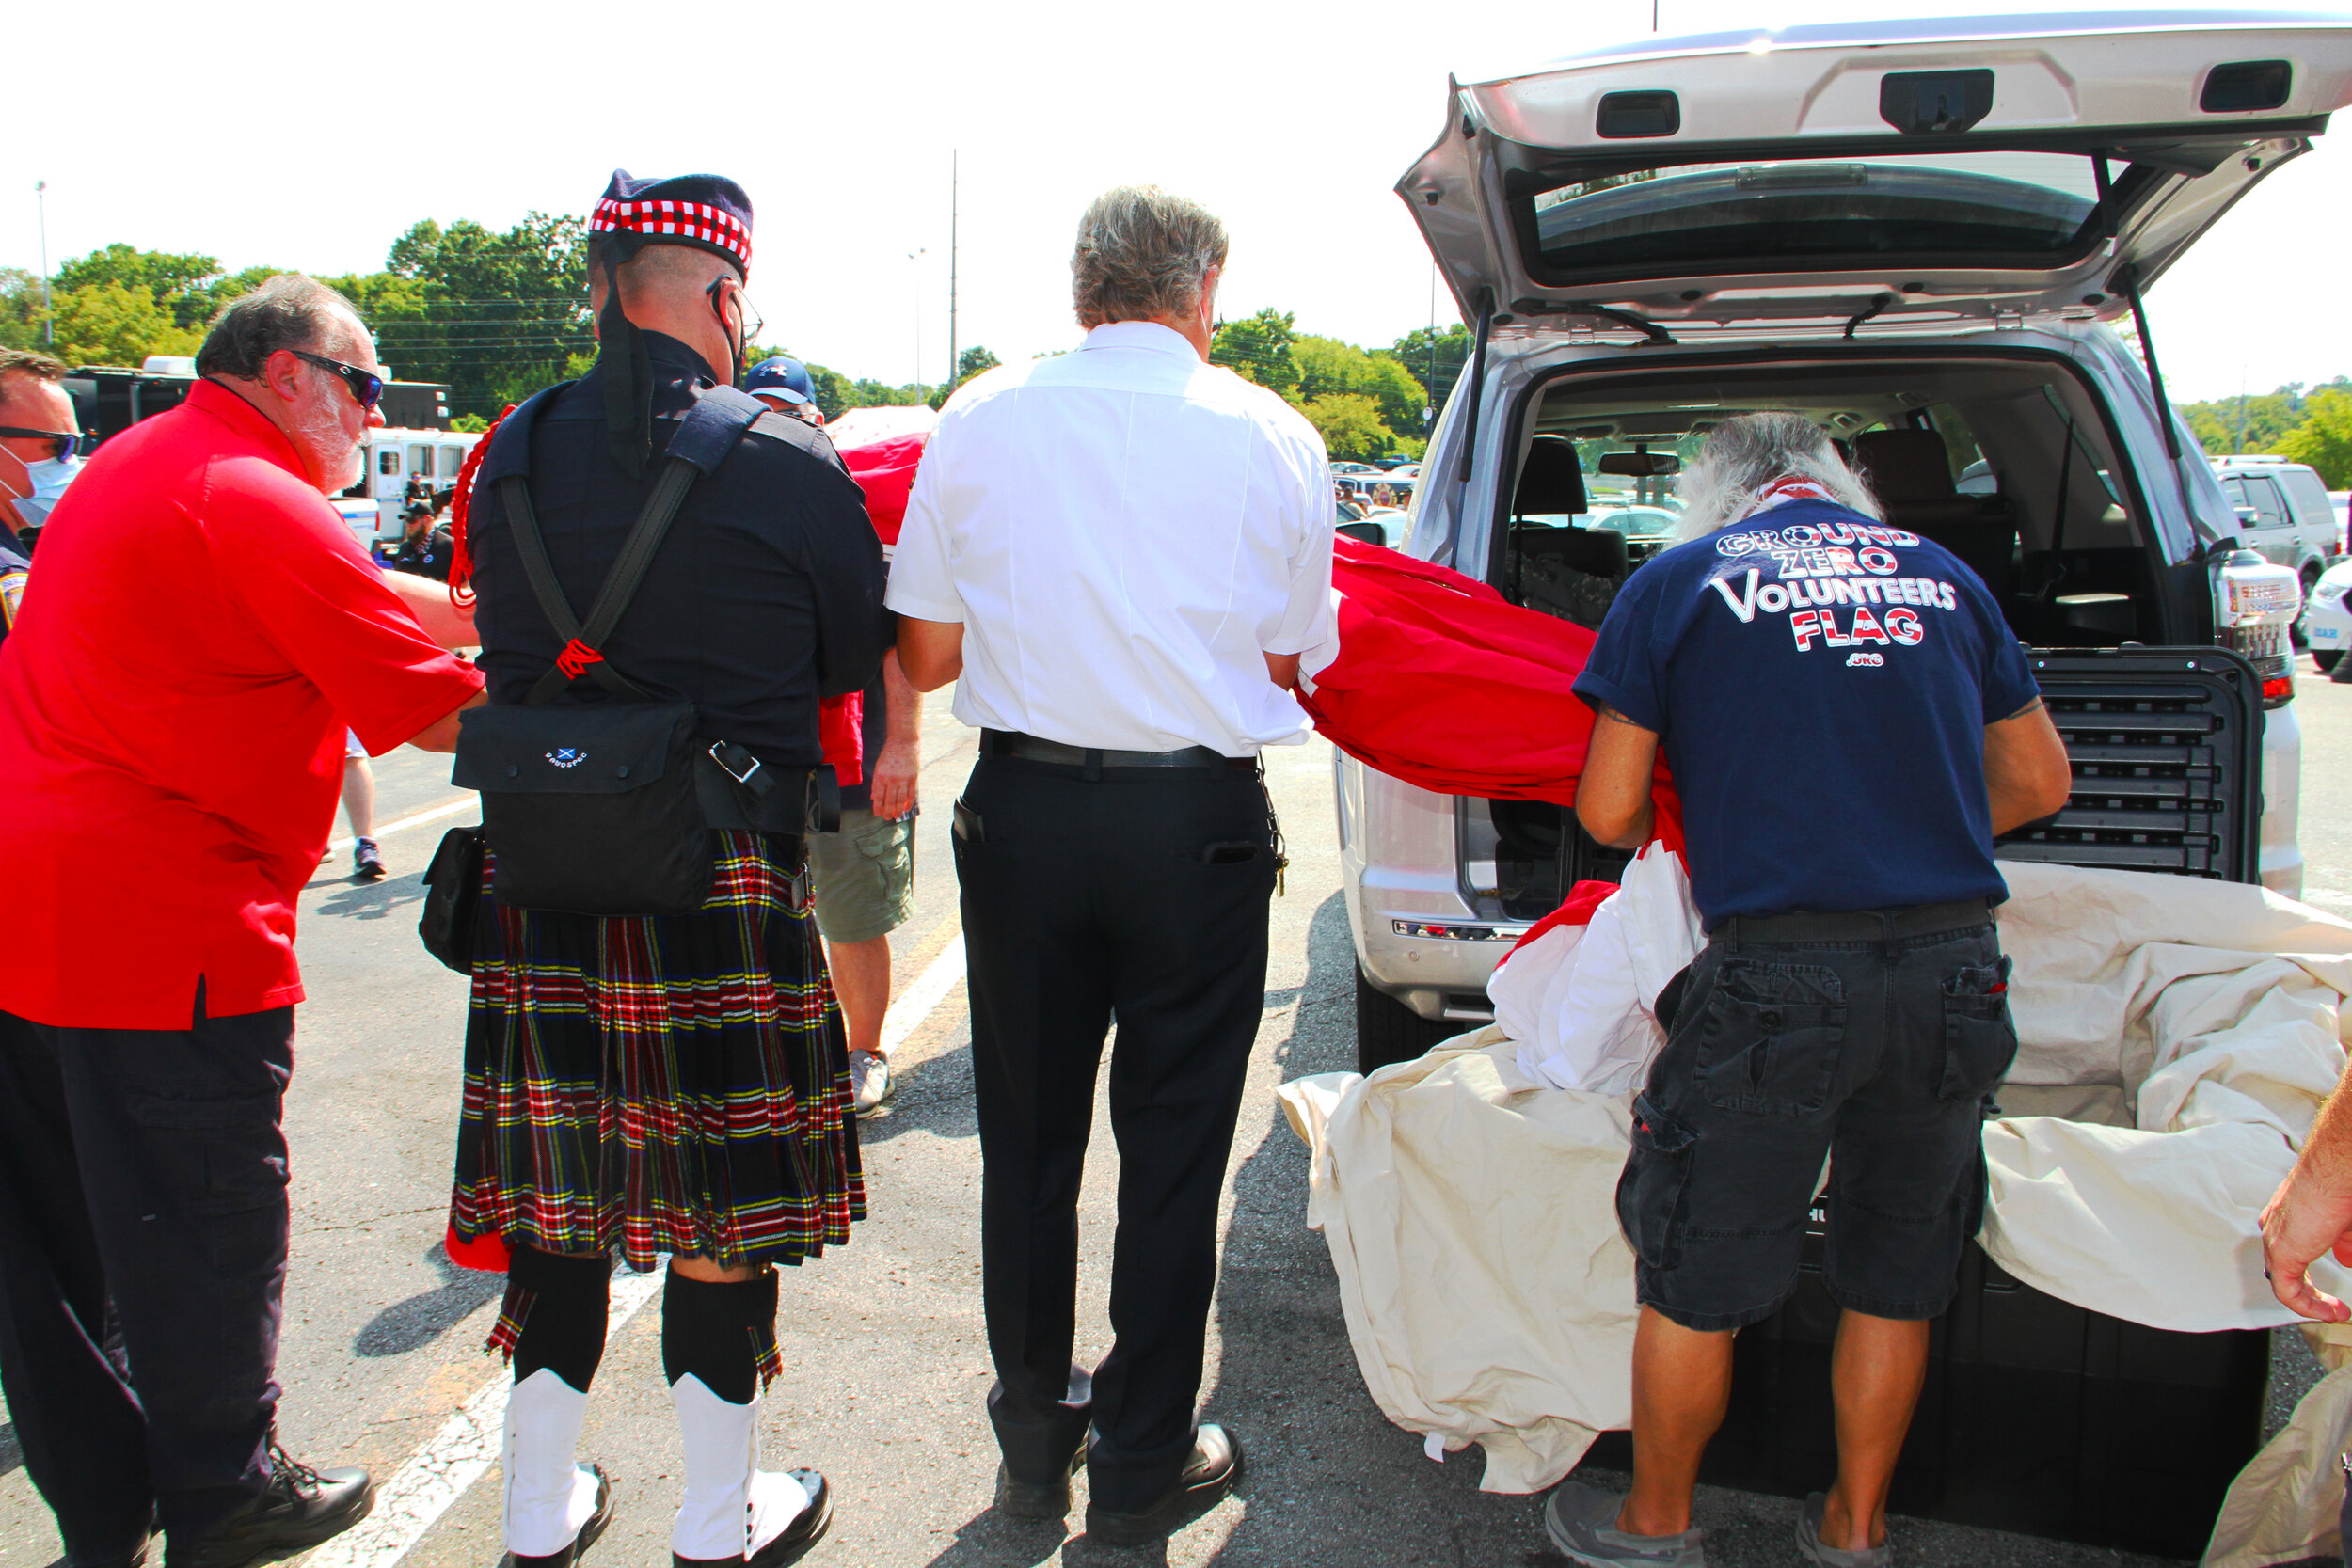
[
  {"xmin": 671, "ymin": 1469, "xmax": 831, "ymax": 1567},
  {"xmin": 1083, "ymin": 1424, "xmax": 1242, "ymax": 1549},
  {"xmin": 502, "ymin": 1464, "xmax": 615, "ymax": 1566},
  {"xmin": 993, "ymin": 1445, "xmax": 1085, "ymax": 1519},
  {"xmin": 168, "ymin": 1441, "xmax": 375, "ymax": 1568},
  {"xmin": 84, "ymin": 1544, "xmax": 149, "ymax": 1568}
]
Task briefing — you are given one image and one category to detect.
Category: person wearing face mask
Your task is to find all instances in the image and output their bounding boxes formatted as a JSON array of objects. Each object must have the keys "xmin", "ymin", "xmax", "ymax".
[
  {"xmin": 0, "ymin": 348, "xmax": 81, "ymax": 651},
  {"xmin": 0, "ymin": 275, "xmax": 486, "ymax": 1568},
  {"xmin": 444, "ymin": 170, "xmax": 886, "ymax": 1568}
]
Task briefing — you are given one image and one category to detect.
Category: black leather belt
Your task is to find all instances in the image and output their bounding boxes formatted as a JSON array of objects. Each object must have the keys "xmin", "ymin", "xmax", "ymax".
[
  {"xmin": 981, "ymin": 729, "xmax": 1256, "ymax": 773},
  {"xmin": 1717, "ymin": 899, "xmax": 1994, "ymax": 946}
]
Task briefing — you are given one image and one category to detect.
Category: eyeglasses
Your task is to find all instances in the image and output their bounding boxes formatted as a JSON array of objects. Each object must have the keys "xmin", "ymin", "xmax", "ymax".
[
  {"xmin": 707, "ymin": 278, "xmax": 763, "ymax": 350},
  {"xmin": 0, "ymin": 428, "xmax": 79, "ymax": 461},
  {"xmin": 291, "ymin": 351, "xmax": 385, "ymax": 411}
]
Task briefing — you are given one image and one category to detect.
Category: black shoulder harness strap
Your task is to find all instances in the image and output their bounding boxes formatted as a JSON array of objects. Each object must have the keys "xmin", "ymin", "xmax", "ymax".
[{"xmin": 499, "ymin": 385, "xmax": 768, "ymax": 705}]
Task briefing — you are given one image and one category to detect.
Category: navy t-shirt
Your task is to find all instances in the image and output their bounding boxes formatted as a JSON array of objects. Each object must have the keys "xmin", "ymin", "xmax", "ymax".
[{"xmin": 1573, "ymin": 499, "xmax": 2041, "ymax": 928}]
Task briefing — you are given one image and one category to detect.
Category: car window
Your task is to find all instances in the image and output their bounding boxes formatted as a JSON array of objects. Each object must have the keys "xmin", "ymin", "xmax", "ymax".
[
  {"xmin": 2279, "ymin": 467, "xmax": 2333, "ymax": 528},
  {"xmin": 2244, "ymin": 476, "xmax": 2289, "ymax": 529}
]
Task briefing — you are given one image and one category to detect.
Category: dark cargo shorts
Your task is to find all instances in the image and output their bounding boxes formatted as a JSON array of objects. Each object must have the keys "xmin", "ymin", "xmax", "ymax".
[{"xmin": 1616, "ymin": 911, "xmax": 2018, "ymax": 1332}]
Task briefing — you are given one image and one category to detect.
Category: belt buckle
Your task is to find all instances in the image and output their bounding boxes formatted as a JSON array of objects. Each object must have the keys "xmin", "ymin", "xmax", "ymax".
[{"xmin": 709, "ymin": 741, "xmax": 762, "ymax": 788}]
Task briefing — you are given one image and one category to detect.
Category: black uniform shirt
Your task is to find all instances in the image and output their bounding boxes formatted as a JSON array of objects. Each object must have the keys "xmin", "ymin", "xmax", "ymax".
[
  {"xmin": 467, "ymin": 333, "xmax": 888, "ymax": 768},
  {"xmin": 389, "ymin": 524, "xmax": 455, "ymax": 581}
]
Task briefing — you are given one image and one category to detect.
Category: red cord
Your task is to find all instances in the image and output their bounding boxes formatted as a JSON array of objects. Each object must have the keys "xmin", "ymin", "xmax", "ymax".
[{"xmin": 445, "ymin": 403, "xmax": 516, "ymax": 608}]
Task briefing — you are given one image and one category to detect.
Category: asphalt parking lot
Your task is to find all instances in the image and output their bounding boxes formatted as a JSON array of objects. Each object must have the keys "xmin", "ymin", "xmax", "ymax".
[{"xmin": 1, "ymin": 657, "xmax": 2348, "ymax": 1568}]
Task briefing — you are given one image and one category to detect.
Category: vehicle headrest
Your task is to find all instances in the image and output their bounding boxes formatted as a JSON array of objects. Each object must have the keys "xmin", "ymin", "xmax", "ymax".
[
  {"xmin": 1851, "ymin": 429, "xmax": 1957, "ymax": 503},
  {"xmin": 1514, "ymin": 436, "xmax": 1586, "ymax": 517}
]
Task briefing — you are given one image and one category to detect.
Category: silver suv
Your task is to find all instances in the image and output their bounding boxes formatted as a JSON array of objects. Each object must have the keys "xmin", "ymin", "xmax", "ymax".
[
  {"xmin": 1341, "ymin": 13, "xmax": 2342, "ymax": 1067},
  {"xmin": 2213, "ymin": 455, "xmax": 2343, "ymax": 608}
]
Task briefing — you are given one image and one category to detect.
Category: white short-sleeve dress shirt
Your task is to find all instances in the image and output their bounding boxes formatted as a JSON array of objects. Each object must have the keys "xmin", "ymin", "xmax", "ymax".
[{"xmin": 885, "ymin": 321, "xmax": 1336, "ymax": 757}]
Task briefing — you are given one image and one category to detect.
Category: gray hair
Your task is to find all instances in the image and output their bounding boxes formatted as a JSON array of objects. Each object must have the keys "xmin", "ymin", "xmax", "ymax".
[
  {"xmin": 1674, "ymin": 411, "xmax": 1880, "ymax": 539},
  {"xmin": 196, "ymin": 275, "xmax": 361, "ymax": 381},
  {"xmin": 1071, "ymin": 186, "xmax": 1229, "ymax": 330}
]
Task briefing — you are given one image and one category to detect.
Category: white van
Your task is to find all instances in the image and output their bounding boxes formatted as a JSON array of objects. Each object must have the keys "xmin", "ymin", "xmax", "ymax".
[
  {"xmin": 346, "ymin": 429, "xmax": 479, "ymax": 541},
  {"xmin": 1343, "ymin": 12, "xmax": 2343, "ymax": 1064}
]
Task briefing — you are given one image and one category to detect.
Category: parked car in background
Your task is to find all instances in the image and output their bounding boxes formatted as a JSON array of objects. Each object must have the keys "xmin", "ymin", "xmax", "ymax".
[
  {"xmin": 2212, "ymin": 455, "xmax": 2340, "ymax": 609},
  {"xmin": 2300, "ymin": 557, "xmax": 2352, "ymax": 670},
  {"xmin": 341, "ymin": 429, "xmax": 480, "ymax": 543}
]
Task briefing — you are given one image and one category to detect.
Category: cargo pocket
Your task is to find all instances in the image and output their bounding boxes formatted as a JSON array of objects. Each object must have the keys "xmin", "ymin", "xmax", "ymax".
[
  {"xmin": 1940, "ymin": 956, "xmax": 2019, "ymax": 1102},
  {"xmin": 1693, "ymin": 959, "xmax": 1846, "ymax": 1116},
  {"xmin": 1617, "ymin": 1093, "xmax": 1698, "ymax": 1271}
]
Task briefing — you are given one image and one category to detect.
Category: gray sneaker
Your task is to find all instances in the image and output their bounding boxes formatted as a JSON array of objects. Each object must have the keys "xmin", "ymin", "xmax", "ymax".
[
  {"xmin": 1544, "ymin": 1481, "xmax": 1706, "ymax": 1567},
  {"xmin": 1795, "ymin": 1493, "xmax": 1892, "ymax": 1567},
  {"xmin": 850, "ymin": 1050, "xmax": 891, "ymax": 1117}
]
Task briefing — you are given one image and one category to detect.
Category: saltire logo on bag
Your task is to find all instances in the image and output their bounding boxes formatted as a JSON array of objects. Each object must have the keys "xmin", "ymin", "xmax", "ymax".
[{"xmin": 545, "ymin": 748, "xmax": 586, "ymax": 768}]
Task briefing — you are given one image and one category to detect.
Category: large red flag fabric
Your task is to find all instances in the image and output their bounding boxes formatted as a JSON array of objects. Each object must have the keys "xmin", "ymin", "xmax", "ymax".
[{"xmin": 1297, "ymin": 536, "xmax": 1678, "ymax": 843}]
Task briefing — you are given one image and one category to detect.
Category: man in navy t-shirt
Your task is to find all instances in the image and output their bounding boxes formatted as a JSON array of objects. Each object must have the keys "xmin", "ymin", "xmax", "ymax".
[{"xmin": 1544, "ymin": 413, "xmax": 2073, "ymax": 1568}]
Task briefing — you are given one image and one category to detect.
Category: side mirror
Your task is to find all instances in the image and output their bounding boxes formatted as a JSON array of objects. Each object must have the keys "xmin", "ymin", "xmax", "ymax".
[{"xmin": 1337, "ymin": 520, "xmax": 1389, "ymax": 546}]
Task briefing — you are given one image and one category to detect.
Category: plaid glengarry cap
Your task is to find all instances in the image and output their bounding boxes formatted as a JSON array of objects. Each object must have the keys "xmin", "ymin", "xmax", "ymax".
[
  {"xmin": 590, "ymin": 169, "xmax": 755, "ymax": 278},
  {"xmin": 589, "ymin": 168, "xmax": 756, "ymax": 477}
]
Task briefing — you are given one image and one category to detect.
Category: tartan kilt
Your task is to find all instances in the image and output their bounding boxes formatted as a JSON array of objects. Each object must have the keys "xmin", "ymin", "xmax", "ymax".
[{"xmin": 447, "ymin": 830, "xmax": 865, "ymax": 1274}]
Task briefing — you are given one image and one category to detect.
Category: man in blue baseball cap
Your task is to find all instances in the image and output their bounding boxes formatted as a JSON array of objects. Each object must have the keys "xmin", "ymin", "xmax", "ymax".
[{"xmin": 744, "ymin": 357, "xmax": 818, "ymax": 416}]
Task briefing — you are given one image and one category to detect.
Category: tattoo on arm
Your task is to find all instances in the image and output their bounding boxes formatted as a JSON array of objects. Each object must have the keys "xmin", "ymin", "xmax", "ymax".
[
  {"xmin": 2005, "ymin": 698, "xmax": 2046, "ymax": 722},
  {"xmin": 1597, "ymin": 705, "xmax": 1640, "ymax": 727}
]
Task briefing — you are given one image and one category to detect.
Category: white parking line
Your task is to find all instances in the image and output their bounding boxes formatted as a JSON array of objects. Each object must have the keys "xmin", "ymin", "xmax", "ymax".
[
  {"xmin": 327, "ymin": 796, "xmax": 478, "ymax": 858},
  {"xmin": 301, "ymin": 1265, "xmax": 662, "ymax": 1568},
  {"xmin": 297, "ymin": 932, "xmax": 973, "ymax": 1567},
  {"xmin": 878, "ymin": 934, "xmax": 967, "ymax": 1058}
]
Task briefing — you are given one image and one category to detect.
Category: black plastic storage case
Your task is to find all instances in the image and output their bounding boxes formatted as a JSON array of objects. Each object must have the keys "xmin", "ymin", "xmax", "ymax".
[{"xmin": 1580, "ymin": 645, "xmax": 2272, "ymax": 1561}]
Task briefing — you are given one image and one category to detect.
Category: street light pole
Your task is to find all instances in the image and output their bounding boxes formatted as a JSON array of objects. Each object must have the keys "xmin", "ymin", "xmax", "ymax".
[{"xmin": 35, "ymin": 180, "xmax": 51, "ymax": 349}]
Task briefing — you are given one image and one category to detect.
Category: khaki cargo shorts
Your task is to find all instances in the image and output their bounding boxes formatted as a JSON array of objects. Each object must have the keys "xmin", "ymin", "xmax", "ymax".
[{"xmin": 808, "ymin": 807, "xmax": 915, "ymax": 944}]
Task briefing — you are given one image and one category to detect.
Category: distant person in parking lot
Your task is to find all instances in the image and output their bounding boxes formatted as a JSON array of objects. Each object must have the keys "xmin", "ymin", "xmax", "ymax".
[
  {"xmin": 1551, "ymin": 412, "xmax": 2073, "ymax": 1568},
  {"xmin": 387, "ymin": 501, "xmax": 454, "ymax": 581},
  {"xmin": 0, "ymin": 275, "xmax": 484, "ymax": 1568},
  {"xmin": 0, "ymin": 349, "xmax": 79, "ymax": 647}
]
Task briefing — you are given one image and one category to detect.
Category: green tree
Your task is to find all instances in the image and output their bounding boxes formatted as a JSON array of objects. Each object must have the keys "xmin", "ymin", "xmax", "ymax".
[
  {"xmin": 2277, "ymin": 389, "xmax": 2352, "ymax": 486},
  {"xmin": 1210, "ymin": 308, "xmax": 1298, "ymax": 396},
  {"xmin": 378, "ymin": 213, "xmax": 596, "ymax": 419},
  {"xmin": 1294, "ymin": 336, "xmax": 1425, "ymax": 433},
  {"xmin": 450, "ymin": 412, "xmax": 491, "ymax": 433},
  {"xmin": 48, "ymin": 281, "xmax": 201, "ymax": 368},
  {"xmin": 1391, "ymin": 323, "xmax": 1470, "ymax": 422},
  {"xmin": 955, "ymin": 345, "xmax": 1000, "ymax": 388},
  {"xmin": 1298, "ymin": 392, "xmax": 1393, "ymax": 461}
]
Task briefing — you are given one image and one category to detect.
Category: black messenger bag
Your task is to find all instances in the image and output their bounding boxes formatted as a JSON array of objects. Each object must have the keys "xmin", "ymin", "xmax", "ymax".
[{"xmin": 453, "ymin": 387, "xmax": 768, "ymax": 917}]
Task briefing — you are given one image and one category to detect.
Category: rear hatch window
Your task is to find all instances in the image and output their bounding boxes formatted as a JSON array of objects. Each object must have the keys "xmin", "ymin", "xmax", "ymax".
[{"xmin": 1530, "ymin": 152, "xmax": 2110, "ymax": 278}]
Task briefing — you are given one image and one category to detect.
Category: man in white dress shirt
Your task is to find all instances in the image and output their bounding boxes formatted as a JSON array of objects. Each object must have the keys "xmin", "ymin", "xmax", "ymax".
[{"xmin": 889, "ymin": 185, "xmax": 1334, "ymax": 1548}]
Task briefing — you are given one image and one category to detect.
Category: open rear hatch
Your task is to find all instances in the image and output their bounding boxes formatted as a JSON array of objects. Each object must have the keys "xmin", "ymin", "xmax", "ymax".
[{"xmin": 1403, "ymin": 12, "xmax": 2352, "ymax": 336}]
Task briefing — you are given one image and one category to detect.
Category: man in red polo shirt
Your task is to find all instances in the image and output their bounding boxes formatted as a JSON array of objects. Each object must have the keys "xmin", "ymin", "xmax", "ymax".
[{"xmin": 0, "ymin": 275, "xmax": 485, "ymax": 1568}]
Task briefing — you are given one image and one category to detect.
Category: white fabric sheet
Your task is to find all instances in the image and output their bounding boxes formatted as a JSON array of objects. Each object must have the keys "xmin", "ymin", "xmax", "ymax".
[{"xmin": 1279, "ymin": 863, "xmax": 2352, "ymax": 1563}]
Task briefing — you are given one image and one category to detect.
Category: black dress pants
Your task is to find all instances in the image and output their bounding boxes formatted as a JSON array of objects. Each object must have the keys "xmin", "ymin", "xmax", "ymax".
[
  {"xmin": 954, "ymin": 754, "xmax": 1275, "ymax": 1513},
  {"xmin": 0, "ymin": 1003, "xmax": 294, "ymax": 1563}
]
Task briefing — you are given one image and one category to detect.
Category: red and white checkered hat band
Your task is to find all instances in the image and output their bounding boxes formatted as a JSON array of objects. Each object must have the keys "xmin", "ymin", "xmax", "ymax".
[{"xmin": 591, "ymin": 198, "xmax": 752, "ymax": 272}]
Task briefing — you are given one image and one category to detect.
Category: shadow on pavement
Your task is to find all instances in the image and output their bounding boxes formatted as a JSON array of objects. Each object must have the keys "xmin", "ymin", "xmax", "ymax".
[
  {"xmin": 313, "ymin": 869, "xmax": 428, "ymax": 922},
  {"xmin": 354, "ymin": 1240, "xmax": 503, "ymax": 1357}
]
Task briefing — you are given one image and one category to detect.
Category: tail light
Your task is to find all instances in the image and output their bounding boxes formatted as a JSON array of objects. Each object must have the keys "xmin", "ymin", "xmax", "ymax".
[{"xmin": 2217, "ymin": 549, "xmax": 2302, "ymax": 707}]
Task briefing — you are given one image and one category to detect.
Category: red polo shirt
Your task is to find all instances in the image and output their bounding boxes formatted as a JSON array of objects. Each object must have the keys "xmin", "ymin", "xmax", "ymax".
[{"xmin": 0, "ymin": 381, "xmax": 484, "ymax": 1029}]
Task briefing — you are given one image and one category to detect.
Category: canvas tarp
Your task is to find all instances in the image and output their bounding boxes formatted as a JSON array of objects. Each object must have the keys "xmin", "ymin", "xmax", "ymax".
[{"xmin": 1279, "ymin": 863, "xmax": 2352, "ymax": 1564}]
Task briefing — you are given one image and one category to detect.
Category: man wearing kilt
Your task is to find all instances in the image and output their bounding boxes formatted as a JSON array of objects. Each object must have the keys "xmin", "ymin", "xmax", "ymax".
[{"xmin": 444, "ymin": 171, "xmax": 887, "ymax": 1567}]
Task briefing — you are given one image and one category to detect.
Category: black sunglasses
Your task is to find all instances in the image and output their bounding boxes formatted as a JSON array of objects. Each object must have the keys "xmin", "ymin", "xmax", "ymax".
[
  {"xmin": 291, "ymin": 351, "xmax": 385, "ymax": 411},
  {"xmin": 0, "ymin": 428, "xmax": 79, "ymax": 461}
]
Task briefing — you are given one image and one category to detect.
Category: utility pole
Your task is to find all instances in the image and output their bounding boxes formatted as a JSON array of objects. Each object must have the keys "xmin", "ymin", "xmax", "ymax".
[
  {"xmin": 946, "ymin": 151, "xmax": 959, "ymax": 396},
  {"xmin": 35, "ymin": 181, "xmax": 51, "ymax": 349}
]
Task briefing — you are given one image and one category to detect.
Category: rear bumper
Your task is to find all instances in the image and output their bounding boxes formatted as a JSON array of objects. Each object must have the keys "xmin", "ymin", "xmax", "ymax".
[{"xmin": 1338, "ymin": 753, "xmax": 1518, "ymax": 1022}]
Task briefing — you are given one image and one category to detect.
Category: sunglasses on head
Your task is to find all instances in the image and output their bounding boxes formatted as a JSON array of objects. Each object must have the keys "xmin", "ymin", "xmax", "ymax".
[
  {"xmin": 291, "ymin": 351, "xmax": 385, "ymax": 411},
  {"xmin": 0, "ymin": 428, "xmax": 79, "ymax": 461}
]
